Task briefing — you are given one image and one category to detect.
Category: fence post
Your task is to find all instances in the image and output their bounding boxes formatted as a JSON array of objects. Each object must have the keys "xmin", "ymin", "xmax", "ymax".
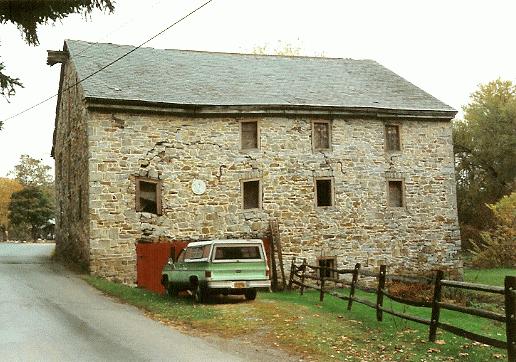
[
  {"xmin": 287, "ymin": 257, "xmax": 296, "ymax": 291},
  {"xmin": 347, "ymin": 263, "xmax": 361, "ymax": 311},
  {"xmin": 505, "ymin": 276, "xmax": 516, "ymax": 362},
  {"xmin": 376, "ymin": 265, "xmax": 387, "ymax": 322},
  {"xmin": 300, "ymin": 258, "xmax": 307, "ymax": 296},
  {"xmin": 429, "ymin": 270, "xmax": 444, "ymax": 342},
  {"xmin": 320, "ymin": 266, "xmax": 326, "ymax": 302}
]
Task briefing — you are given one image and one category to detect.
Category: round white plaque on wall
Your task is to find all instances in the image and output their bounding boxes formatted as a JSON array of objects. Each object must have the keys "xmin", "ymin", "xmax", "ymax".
[{"xmin": 191, "ymin": 179, "xmax": 206, "ymax": 195}]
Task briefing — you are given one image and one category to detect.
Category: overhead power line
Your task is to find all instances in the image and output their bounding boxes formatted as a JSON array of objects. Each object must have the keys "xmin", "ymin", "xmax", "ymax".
[{"xmin": 2, "ymin": 0, "xmax": 214, "ymax": 123}]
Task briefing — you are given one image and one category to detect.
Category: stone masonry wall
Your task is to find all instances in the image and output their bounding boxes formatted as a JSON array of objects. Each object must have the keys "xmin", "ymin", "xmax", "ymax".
[
  {"xmin": 54, "ymin": 60, "xmax": 90, "ymax": 269},
  {"xmin": 87, "ymin": 112, "xmax": 462, "ymax": 283}
]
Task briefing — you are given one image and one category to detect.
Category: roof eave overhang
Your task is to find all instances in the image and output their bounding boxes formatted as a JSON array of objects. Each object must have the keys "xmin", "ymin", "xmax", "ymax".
[{"xmin": 85, "ymin": 97, "xmax": 457, "ymax": 120}]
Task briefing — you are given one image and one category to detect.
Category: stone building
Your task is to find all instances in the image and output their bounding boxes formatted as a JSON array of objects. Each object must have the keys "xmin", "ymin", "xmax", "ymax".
[{"xmin": 50, "ymin": 39, "xmax": 461, "ymax": 284}]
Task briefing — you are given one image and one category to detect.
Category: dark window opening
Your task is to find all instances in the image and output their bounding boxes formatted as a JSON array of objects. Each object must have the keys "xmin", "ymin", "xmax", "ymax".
[
  {"xmin": 386, "ymin": 125, "xmax": 400, "ymax": 151},
  {"xmin": 243, "ymin": 180, "xmax": 260, "ymax": 209},
  {"xmin": 313, "ymin": 121, "xmax": 330, "ymax": 150},
  {"xmin": 136, "ymin": 178, "xmax": 161, "ymax": 214},
  {"xmin": 241, "ymin": 121, "xmax": 258, "ymax": 150},
  {"xmin": 318, "ymin": 258, "xmax": 336, "ymax": 279},
  {"xmin": 388, "ymin": 180, "xmax": 403, "ymax": 207},
  {"xmin": 316, "ymin": 179, "xmax": 333, "ymax": 207}
]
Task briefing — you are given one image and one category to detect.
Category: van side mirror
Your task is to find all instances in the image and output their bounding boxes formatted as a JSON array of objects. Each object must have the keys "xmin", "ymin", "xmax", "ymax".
[{"xmin": 170, "ymin": 247, "xmax": 177, "ymax": 263}]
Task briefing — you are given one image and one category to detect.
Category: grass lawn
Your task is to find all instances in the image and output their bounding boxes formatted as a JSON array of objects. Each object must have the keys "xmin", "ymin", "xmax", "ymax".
[
  {"xmin": 464, "ymin": 268, "xmax": 516, "ymax": 286},
  {"xmin": 85, "ymin": 276, "xmax": 508, "ymax": 361}
]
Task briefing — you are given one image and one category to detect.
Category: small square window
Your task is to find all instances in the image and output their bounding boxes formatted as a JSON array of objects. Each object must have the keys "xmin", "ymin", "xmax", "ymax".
[
  {"xmin": 385, "ymin": 125, "xmax": 401, "ymax": 151},
  {"xmin": 136, "ymin": 178, "xmax": 162, "ymax": 215},
  {"xmin": 388, "ymin": 180, "xmax": 404, "ymax": 207},
  {"xmin": 241, "ymin": 121, "xmax": 259, "ymax": 150},
  {"xmin": 242, "ymin": 180, "xmax": 261, "ymax": 209},
  {"xmin": 318, "ymin": 257, "xmax": 336, "ymax": 279},
  {"xmin": 313, "ymin": 121, "xmax": 331, "ymax": 150},
  {"xmin": 315, "ymin": 178, "xmax": 333, "ymax": 207}
]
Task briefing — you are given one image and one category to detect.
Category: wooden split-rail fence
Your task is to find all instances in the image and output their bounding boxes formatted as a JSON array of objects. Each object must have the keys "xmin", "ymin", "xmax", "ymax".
[{"xmin": 288, "ymin": 259, "xmax": 516, "ymax": 362}]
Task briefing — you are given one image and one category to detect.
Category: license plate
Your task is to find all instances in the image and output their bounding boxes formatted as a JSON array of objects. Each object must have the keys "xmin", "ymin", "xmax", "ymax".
[{"xmin": 234, "ymin": 281, "xmax": 246, "ymax": 288}]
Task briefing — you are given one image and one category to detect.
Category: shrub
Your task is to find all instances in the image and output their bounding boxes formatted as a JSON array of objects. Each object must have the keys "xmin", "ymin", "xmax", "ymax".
[{"xmin": 471, "ymin": 192, "xmax": 516, "ymax": 268}]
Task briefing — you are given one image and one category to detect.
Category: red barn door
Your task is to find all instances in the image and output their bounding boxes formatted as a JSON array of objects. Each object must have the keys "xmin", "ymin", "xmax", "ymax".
[{"xmin": 136, "ymin": 241, "xmax": 187, "ymax": 293}]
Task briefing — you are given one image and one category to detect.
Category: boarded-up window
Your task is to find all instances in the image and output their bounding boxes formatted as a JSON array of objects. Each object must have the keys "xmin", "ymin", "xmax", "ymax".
[
  {"xmin": 385, "ymin": 125, "xmax": 400, "ymax": 151},
  {"xmin": 318, "ymin": 257, "xmax": 336, "ymax": 279},
  {"xmin": 316, "ymin": 178, "xmax": 333, "ymax": 207},
  {"xmin": 313, "ymin": 121, "xmax": 331, "ymax": 150},
  {"xmin": 388, "ymin": 180, "xmax": 403, "ymax": 207},
  {"xmin": 242, "ymin": 180, "xmax": 261, "ymax": 209},
  {"xmin": 136, "ymin": 178, "xmax": 162, "ymax": 215},
  {"xmin": 241, "ymin": 121, "xmax": 258, "ymax": 150}
]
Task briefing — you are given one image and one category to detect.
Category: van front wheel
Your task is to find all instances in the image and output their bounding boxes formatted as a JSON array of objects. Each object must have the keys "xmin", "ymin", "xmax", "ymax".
[{"xmin": 244, "ymin": 289, "xmax": 257, "ymax": 301}]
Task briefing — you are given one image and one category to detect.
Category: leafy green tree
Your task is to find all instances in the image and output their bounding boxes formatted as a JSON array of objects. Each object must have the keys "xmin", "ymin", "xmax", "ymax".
[
  {"xmin": 471, "ymin": 192, "xmax": 516, "ymax": 267},
  {"xmin": 252, "ymin": 42, "xmax": 301, "ymax": 56},
  {"xmin": 252, "ymin": 41, "xmax": 326, "ymax": 57},
  {"xmin": 0, "ymin": 0, "xmax": 114, "ymax": 107},
  {"xmin": 10, "ymin": 154, "xmax": 53, "ymax": 187},
  {"xmin": 8, "ymin": 186, "xmax": 54, "ymax": 240},
  {"xmin": 453, "ymin": 79, "xmax": 516, "ymax": 247},
  {"xmin": 0, "ymin": 177, "xmax": 23, "ymax": 240}
]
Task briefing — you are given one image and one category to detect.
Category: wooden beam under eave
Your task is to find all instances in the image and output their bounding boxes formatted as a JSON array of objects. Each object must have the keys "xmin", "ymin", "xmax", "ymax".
[{"xmin": 47, "ymin": 50, "xmax": 68, "ymax": 66}]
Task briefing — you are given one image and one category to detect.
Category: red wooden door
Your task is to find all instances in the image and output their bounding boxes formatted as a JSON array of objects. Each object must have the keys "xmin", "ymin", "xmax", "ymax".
[{"xmin": 136, "ymin": 241, "xmax": 187, "ymax": 293}]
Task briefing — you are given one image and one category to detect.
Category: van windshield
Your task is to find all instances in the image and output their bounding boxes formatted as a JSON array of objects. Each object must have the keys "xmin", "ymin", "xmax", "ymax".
[{"xmin": 213, "ymin": 245, "xmax": 262, "ymax": 261}]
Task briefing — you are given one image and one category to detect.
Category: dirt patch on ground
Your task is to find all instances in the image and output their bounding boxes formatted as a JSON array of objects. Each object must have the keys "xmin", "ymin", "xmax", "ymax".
[{"xmin": 145, "ymin": 296, "xmax": 304, "ymax": 361}]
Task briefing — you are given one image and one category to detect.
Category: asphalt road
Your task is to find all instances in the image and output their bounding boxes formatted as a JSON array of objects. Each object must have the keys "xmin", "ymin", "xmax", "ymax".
[{"xmin": 0, "ymin": 243, "xmax": 254, "ymax": 362}]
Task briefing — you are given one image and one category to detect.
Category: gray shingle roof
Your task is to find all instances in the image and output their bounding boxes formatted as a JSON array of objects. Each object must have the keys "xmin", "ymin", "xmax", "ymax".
[{"xmin": 65, "ymin": 39, "xmax": 455, "ymax": 115}]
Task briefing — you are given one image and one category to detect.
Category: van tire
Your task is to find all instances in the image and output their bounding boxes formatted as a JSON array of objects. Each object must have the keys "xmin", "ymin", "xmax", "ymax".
[{"xmin": 244, "ymin": 289, "xmax": 257, "ymax": 301}]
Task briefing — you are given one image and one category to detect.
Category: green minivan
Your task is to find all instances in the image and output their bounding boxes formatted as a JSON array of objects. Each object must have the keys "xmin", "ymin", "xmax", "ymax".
[{"xmin": 161, "ymin": 239, "xmax": 271, "ymax": 302}]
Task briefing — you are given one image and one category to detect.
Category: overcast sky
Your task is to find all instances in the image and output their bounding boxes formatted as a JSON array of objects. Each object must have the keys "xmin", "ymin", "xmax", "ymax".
[{"xmin": 1, "ymin": 0, "xmax": 515, "ymax": 177}]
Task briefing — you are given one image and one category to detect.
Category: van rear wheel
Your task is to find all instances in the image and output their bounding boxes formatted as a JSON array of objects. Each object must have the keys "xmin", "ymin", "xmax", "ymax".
[{"xmin": 244, "ymin": 288, "xmax": 257, "ymax": 301}]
